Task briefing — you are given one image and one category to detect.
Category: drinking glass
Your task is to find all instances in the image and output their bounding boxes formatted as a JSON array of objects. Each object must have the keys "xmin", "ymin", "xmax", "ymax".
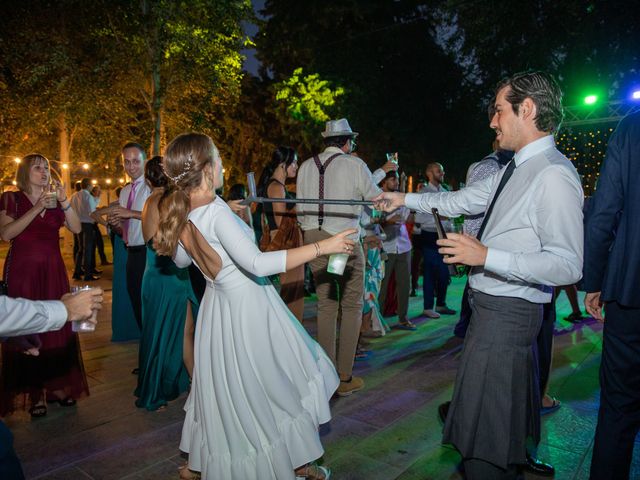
[
  {"xmin": 45, "ymin": 184, "xmax": 57, "ymax": 209},
  {"xmin": 70, "ymin": 286, "xmax": 97, "ymax": 332}
]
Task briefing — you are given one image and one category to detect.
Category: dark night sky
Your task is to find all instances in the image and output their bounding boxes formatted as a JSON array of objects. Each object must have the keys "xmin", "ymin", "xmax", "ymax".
[{"xmin": 241, "ymin": 0, "xmax": 265, "ymax": 76}]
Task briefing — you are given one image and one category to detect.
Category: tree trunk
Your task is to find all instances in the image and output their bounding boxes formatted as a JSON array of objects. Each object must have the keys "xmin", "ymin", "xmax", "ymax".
[
  {"xmin": 149, "ymin": 17, "xmax": 163, "ymax": 155},
  {"xmin": 58, "ymin": 113, "xmax": 73, "ymax": 254}
]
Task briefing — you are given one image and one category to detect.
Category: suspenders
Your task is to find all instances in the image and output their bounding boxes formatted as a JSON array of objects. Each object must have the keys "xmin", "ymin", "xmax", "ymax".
[{"xmin": 312, "ymin": 153, "xmax": 342, "ymax": 230}]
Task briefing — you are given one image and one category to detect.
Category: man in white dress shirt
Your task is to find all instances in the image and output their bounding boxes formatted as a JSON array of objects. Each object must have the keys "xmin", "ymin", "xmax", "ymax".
[
  {"xmin": 375, "ymin": 71, "xmax": 583, "ymax": 479},
  {"xmin": 109, "ymin": 143, "xmax": 151, "ymax": 331},
  {"xmin": 377, "ymin": 171, "xmax": 414, "ymax": 330},
  {"xmin": 413, "ymin": 162, "xmax": 456, "ymax": 319},
  {"xmin": 0, "ymin": 289, "xmax": 103, "ymax": 479},
  {"xmin": 71, "ymin": 177, "xmax": 100, "ymax": 281},
  {"xmin": 297, "ymin": 118, "xmax": 397, "ymax": 397}
]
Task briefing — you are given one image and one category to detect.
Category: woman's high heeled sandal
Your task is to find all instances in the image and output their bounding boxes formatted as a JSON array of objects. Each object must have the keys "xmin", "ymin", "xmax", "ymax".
[{"xmin": 295, "ymin": 464, "xmax": 331, "ymax": 480}]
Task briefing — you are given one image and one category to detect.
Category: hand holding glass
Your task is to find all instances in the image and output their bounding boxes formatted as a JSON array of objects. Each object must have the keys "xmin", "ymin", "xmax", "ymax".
[{"xmin": 70, "ymin": 286, "xmax": 98, "ymax": 332}]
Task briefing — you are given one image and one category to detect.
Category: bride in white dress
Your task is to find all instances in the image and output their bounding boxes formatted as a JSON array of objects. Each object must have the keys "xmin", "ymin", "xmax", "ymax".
[{"xmin": 154, "ymin": 133, "xmax": 357, "ymax": 480}]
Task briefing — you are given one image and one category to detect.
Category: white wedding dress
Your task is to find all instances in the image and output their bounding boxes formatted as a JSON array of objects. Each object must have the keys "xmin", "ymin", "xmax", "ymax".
[{"xmin": 175, "ymin": 197, "xmax": 339, "ymax": 480}]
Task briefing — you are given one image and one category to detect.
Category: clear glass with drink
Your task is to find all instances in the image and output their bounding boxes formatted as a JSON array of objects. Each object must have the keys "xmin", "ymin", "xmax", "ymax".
[
  {"xmin": 447, "ymin": 222, "xmax": 464, "ymax": 235},
  {"xmin": 44, "ymin": 183, "xmax": 57, "ymax": 209},
  {"xmin": 70, "ymin": 286, "xmax": 97, "ymax": 332}
]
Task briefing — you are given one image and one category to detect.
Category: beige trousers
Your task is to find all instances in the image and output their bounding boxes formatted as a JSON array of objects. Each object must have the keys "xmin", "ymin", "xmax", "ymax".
[{"xmin": 304, "ymin": 229, "xmax": 364, "ymax": 377}]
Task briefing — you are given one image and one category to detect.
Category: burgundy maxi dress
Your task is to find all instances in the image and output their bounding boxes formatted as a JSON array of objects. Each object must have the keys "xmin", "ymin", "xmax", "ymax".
[{"xmin": 0, "ymin": 191, "xmax": 89, "ymax": 414}]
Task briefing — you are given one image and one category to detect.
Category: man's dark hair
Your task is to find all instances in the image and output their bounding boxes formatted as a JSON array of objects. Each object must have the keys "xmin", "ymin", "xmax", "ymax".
[
  {"xmin": 74, "ymin": 181, "xmax": 82, "ymax": 192},
  {"xmin": 378, "ymin": 170, "xmax": 399, "ymax": 188},
  {"xmin": 144, "ymin": 156, "xmax": 167, "ymax": 188},
  {"xmin": 227, "ymin": 183, "xmax": 247, "ymax": 201},
  {"xmin": 122, "ymin": 142, "xmax": 147, "ymax": 159},
  {"xmin": 495, "ymin": 71, "xmax": 563, "ymax": 133},
  {"xmin": 323, "ymin": 135, "xmax": 353, "ymax": 148},
  {"xmin": 80, "ymin": 177, "xmax": 91, "ymax": 189}
]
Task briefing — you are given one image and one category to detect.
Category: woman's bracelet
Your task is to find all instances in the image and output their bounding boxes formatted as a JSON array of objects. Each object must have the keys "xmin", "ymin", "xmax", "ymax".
[
  {"xmin": 62, "ymin": 203, "xmax": 72, "ymax": 211},
  {"xmin": 313, "ymin": 242, "xmax": 321, "ymax": 258}
]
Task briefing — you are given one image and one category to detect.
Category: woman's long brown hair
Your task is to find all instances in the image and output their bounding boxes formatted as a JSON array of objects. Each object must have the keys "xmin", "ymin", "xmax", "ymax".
[{"xmin": 154, "ymin": 133, "xmax": 216, "ymax": 256}]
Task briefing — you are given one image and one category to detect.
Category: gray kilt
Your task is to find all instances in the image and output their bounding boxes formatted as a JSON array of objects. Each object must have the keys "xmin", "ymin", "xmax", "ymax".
[{"xmin": 442, "ymin": 290, "xmax": 543, "ymax": 468}]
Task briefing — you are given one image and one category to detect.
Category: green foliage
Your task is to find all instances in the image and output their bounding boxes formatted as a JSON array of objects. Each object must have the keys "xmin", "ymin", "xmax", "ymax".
[
  {"xmin": 272, "ymin": 68, "xmax": 345, "ymax": 152},
  {"xmin": 0, "ymin": 0, "xmax": 252, "ymax": 187},
  {"xmin": 257, "ymin": 0, "xmax": 479, "ymax": 181},
  {"xmin": 274, "ymin": 68, "xmax": 345, "ymax": 123}
]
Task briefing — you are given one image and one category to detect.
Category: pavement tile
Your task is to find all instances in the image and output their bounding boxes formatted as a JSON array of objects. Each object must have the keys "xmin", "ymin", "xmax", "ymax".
[
  {"xmin": 394, "ymin": 445, "xmax": 463, "ymax": 480},
  {"xmin": 123, "ymin": 460, "xmax": 184, "ymax": 480},
  {"xmin": 328, "ymin": 452, "xmax": 403, "ymax": 480},
  {"xmin": 351, "ymin": 411, "xmax": 444, "ymax": 469},
  {"xmin": 7, "ymin": 270, "xmax": 637, "ymax": 479},
  {"xmin": 319, "ymin": 414, "xmax": 380, "ymax": 461},
  {"xmin": 33, "ymin": 466, "xmax": 95, "ymax": 480},
  {"xmin": 540, "ymin": 404, "xmax": 597, "ymax": 454}
]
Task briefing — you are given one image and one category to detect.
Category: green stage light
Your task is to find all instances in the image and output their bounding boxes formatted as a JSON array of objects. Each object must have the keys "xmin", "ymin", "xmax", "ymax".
[{"xmin": 584, "ymin": 94, "xmax": 598, "ymax": 105}]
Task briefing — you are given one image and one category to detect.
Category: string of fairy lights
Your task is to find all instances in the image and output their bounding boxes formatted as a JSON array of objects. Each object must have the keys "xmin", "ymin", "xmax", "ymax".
[{"xmin": 556, "ymin": 125, "xmax": 616, "ymax": 197}]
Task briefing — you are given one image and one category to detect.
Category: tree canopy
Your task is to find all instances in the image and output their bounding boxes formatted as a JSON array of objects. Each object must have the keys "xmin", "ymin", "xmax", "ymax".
[{"xmin": 1, "ymin": 0, "xmax": 637, "ymax": 190}]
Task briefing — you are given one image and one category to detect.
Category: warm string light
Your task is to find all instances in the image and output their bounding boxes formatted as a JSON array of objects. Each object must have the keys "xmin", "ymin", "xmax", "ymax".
[{"xmin": 557, "ymin": 126, "xmax": 615, "ymax": 196}]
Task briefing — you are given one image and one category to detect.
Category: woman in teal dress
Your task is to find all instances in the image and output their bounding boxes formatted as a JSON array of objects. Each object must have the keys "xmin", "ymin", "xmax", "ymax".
[
  {"xmin": 134, "ymin": 157, "xmax": 198, "ymax": 411},
  {"xmin": 94, "ymin": 188, "xmax": 140, "ymax": 342}
]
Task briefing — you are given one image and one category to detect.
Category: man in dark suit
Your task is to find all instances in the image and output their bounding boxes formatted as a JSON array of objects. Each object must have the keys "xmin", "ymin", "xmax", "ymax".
[{"xmin": 584, "ymin": 111, "xmax": 640, "ymax": 480}]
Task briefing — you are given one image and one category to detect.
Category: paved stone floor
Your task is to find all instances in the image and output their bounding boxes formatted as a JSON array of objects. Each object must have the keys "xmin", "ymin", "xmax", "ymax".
[{"xmin": 4, "ymin": 260, "xmax": 638, "ymax": 479}]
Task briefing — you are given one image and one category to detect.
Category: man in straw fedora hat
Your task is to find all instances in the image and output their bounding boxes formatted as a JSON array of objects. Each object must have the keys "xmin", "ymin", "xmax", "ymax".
[{"xmin": 297, "ymin": 118, "xmax": 398, "ymax": 397}]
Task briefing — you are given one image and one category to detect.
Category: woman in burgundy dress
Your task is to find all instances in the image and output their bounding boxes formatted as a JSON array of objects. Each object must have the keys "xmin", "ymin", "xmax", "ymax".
[{"xmin": 0, "ymin": 154, "xmax": 88, "ymax": 417}]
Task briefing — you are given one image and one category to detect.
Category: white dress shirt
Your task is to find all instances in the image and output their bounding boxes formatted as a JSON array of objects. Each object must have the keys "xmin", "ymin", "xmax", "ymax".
[
  {"xmin": 72, "ymin": 189, "xmax": 95, "ymax": 224},
  {"xmin": 359, "ymin": 206, "xmax": 384, "ymax": 239},
  {"xmin": 118, "ymin": 176, "xmax": 151, "ymax": 247},
  {"xmin": 405, "ymin": 135, "xmax": 584, "ymax": 303},
  {"xmin": 381, "ymin": 206, "xmax": 412, "ymax": 254},
  {"xmin": 413, "ymin": 182, "xmax": 451, "ymax": 232},
  {"xmin": 0, "ymin": 296, "xmax": 67, "ymax": 337},
  {"xmin": 297, "ymin": 146, "xmax": 385, "ymax": 235}
]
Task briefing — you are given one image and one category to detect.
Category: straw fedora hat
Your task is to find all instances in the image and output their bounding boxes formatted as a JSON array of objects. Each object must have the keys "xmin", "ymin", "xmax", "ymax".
[{"xmin": 321, "ymin": 118, "xmax": 359, "ymax": 138}]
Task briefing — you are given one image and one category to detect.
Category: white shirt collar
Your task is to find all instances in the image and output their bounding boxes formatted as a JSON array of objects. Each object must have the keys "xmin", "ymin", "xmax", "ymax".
[
  {"xmin": 131, "ymin": 175, "xmax": 146, "ymax": 187},
  {"xmin": 513, "ymin": 135, "xmax": 555, "ymax": 167},
  {"xmin": 323, "ymin": 146, "xmax": 345, "ymax": 155}
]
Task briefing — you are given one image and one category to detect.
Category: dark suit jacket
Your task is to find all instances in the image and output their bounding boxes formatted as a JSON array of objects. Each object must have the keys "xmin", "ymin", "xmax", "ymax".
[{"xmin": 583, "ymin": 111, "xmax": 640, "ymax": 307}]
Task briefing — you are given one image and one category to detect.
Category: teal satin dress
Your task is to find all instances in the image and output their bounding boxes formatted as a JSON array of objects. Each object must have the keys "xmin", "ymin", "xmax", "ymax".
[
  {"xmin": 134, "ymin": 241, "xmax": 198, "ymax": 411},
  {"xmin": 111, "ymin": 234, "xmax": 140, "ymax": 342}
]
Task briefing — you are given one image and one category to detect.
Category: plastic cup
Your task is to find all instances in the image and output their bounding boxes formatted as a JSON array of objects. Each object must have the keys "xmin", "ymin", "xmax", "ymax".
[
  {"xmin": 327, "ymin": 253, "xmax": 349, "ymax": 275},
  {"xmin": 70, "ymin": 286, "xmax": 97, "ymax": 332},
  {"xmin": 45, "ymin": 185, "xmax": 57, "ymax": 209}
]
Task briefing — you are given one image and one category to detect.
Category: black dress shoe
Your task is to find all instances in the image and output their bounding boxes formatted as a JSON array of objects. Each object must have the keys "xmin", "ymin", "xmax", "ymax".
[
  {"xmin": 524, "ymin": 453, "xmax": 555, "ymax": 477},
  {"xmin": 83, "ymin": 275, "xmax": 101, "ymax": 281},
  {"xmin": 438, "ymin": 401, "xmax": 451, "ymax": 424},
  {"xmin": 131, "ymin": 368, "xmax": 139, "ymax": 375},
  {"xmin": 91, "ymin": 269, "xmax": 103, "ymax": 275}
]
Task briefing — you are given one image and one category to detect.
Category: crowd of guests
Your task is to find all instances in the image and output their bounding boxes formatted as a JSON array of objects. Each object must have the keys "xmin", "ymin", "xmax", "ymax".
[{"xmin": 1, "ymin": 69, "xmax": 639, "ymax": 480}]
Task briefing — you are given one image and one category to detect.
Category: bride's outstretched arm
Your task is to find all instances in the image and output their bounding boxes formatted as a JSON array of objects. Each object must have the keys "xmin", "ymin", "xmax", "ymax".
[{"xmin": 215, "ymin": 207, "xmax": 357, "ymax": 276}]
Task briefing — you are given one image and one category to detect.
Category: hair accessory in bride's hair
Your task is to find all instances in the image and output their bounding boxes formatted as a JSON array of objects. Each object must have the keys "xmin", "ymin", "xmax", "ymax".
[{"xmin": 163, "ymin": 154, "xmax": 193, "ymax": 183}]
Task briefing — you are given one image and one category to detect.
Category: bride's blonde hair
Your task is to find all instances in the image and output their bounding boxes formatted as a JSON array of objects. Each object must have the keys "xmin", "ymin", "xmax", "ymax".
[{"xmin": 154, "ymin": 133, "xmax": 217, "ymax": 256}]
